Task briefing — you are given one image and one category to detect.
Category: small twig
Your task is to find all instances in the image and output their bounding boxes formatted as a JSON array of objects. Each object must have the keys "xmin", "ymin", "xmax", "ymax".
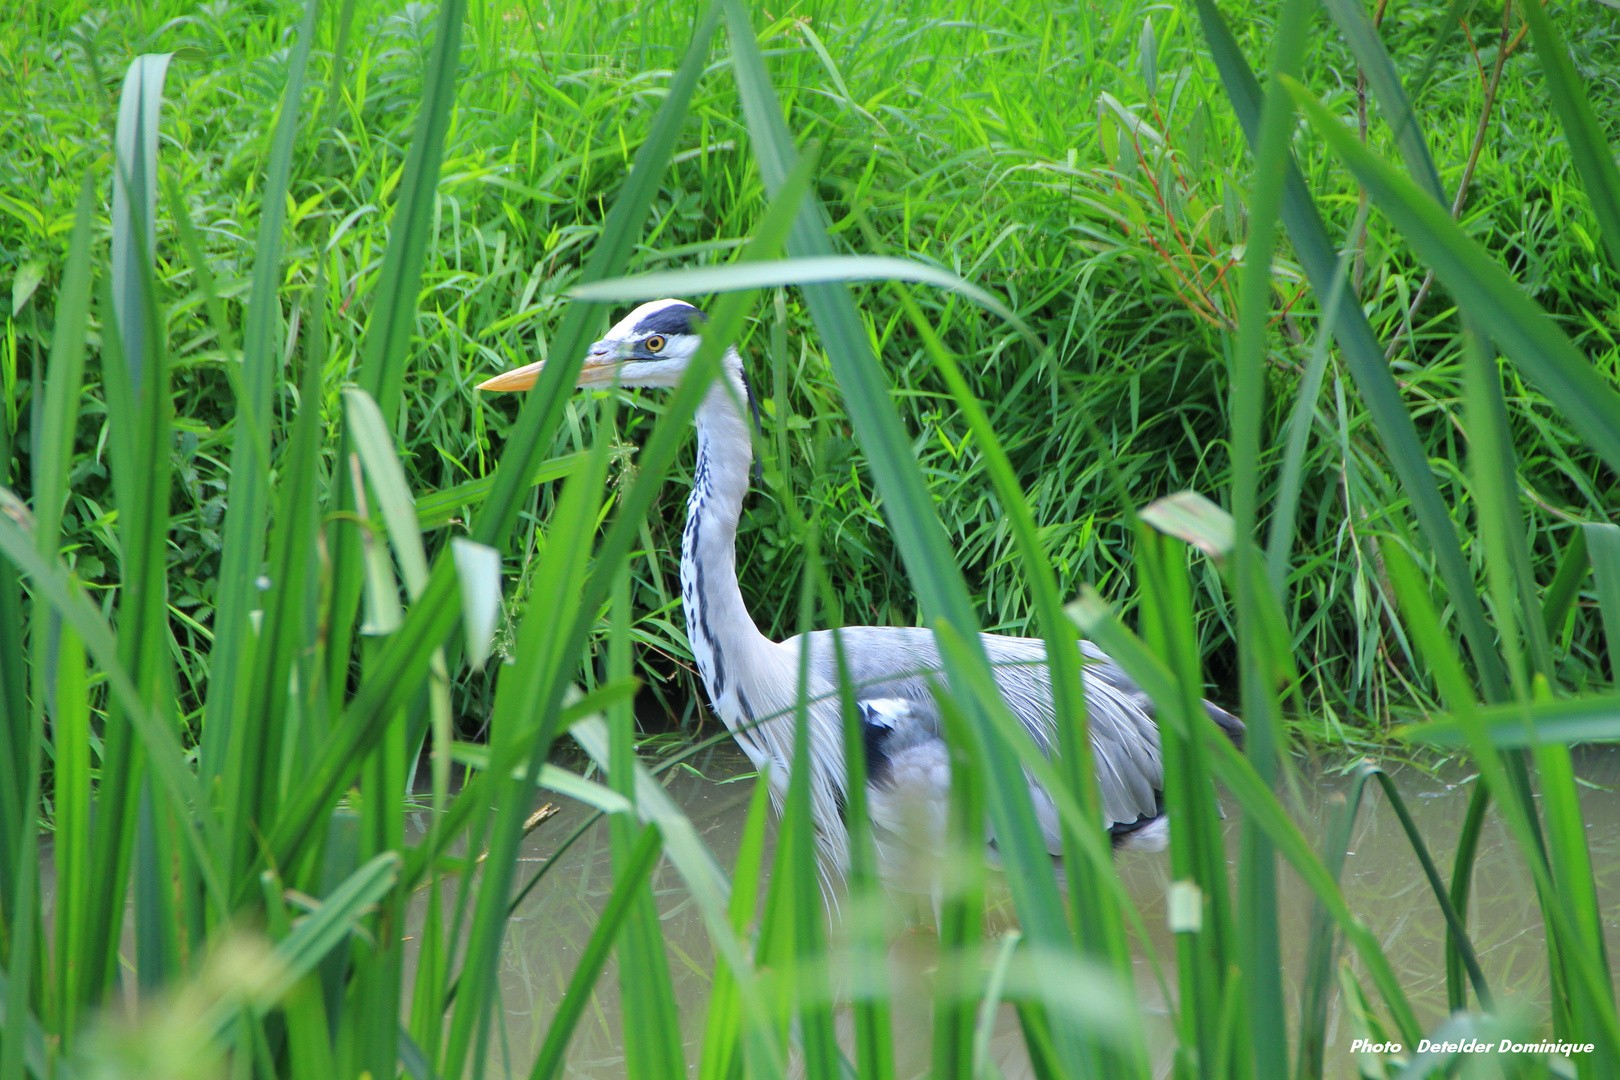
[
  {"xmin": 1352, "ymin": 0, "xmax": 1389, "ymax": 295},
  {"xmin": 1460, "ymin": 19, "xmax": 1485, "ymax": 85},
  {"xmin": 1386, "ymin": 0, "xmax": 1521, "ymax": 361},
  {"xmin": 473, "ymin": 802, "xmax": 560, "ymax": 864},
  {"xmin": 1148, "ymin": 95, "xmax": 1239, "ymax": 309}
]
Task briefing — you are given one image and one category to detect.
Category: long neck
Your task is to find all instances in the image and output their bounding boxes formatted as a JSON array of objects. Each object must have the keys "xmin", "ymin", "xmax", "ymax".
[{"xmin": 682, "ymin": 362, "xmax": 777, "ymax": 736}]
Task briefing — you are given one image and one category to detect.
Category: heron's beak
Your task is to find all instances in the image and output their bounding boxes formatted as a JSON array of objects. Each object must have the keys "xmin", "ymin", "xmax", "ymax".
[
  {"xmin": 477, "ymin": 341, "xmax": 621, "ymax": 393},
  {"xmin": 476, "ymin": 361, "xmax": 545, "ymax": 392}
]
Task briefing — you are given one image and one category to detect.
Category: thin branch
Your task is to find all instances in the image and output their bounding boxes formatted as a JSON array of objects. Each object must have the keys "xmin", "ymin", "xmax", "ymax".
[{"xmin": 1386, "ymin": 0, "xmax": 1525, "ymax": 362}]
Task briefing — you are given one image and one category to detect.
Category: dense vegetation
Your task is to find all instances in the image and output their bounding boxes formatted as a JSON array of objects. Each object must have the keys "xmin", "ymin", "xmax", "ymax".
[
  {"xmin": 5, "ymin": 0, "xmax": 1615, "ymax": 740},
  {"xmin": 2, "ymin": 0, "xmax": 1619, "ymax": 1078}
]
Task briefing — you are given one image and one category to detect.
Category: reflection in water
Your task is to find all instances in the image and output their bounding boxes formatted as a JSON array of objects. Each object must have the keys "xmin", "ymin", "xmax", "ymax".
[{"xmin": 466, "ymin": 743, "xmax": 1620, "ymax": 1079}]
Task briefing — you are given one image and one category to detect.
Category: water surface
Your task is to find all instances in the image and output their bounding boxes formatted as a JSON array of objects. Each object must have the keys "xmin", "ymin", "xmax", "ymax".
[{"xmin": 473, "ymin": 743, "xmax": 1620, "ymax": 1078}]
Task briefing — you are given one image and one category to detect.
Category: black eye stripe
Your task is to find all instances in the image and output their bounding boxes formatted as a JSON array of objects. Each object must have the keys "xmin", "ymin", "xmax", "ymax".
[{"xmin": 630, "ymin": 303, "xmax": 704, "ymax": 336}]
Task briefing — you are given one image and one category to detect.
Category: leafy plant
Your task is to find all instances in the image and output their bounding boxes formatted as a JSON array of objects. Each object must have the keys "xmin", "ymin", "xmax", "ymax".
[{"xmin": 0, "ymin": 0, "xmax": 1617, "ymax": 1078}]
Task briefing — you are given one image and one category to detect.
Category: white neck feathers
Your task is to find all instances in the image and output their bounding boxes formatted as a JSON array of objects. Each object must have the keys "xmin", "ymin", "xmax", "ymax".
[{"xmin": 680, "ymin": 360, "xmax": 781, "ymax": 757}]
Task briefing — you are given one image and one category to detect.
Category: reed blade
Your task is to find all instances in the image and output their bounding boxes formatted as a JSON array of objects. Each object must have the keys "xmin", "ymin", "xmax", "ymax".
[
  {"xmin": 720, "ymin": 13, "xmax": 1088, "ymax": 1073},
  {"xmin": 1193, "ymin": 0, "xmax": 1509, "ymax": 701},
  {"xmin": 202, "ymin": 0, "xmax": 320, "ymax": 785}
]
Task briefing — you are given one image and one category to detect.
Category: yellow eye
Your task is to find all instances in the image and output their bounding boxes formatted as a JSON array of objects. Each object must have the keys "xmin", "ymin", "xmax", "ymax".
[{"xmin": 644, "ymin": 335, "xmax": 666, "ymax": 353}]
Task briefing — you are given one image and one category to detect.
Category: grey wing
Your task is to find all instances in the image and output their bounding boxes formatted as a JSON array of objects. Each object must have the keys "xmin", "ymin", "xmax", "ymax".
[
  {"xmin": 803, "ymin": 627, "xmax": 1166, "ymax": 851},
  {"xmin": 983, "ymin": 636, "xmax": 1163, "ymax": 840}
]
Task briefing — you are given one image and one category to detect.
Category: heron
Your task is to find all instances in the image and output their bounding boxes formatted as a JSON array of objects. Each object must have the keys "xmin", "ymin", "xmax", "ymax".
[{"xmin": 479, "ymin": 297, "xmax": 1243, "ymax": 879}]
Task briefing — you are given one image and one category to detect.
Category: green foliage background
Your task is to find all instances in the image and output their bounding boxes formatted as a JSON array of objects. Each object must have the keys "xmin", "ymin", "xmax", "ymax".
[
  {"xmin": 3, "ymin": 0, "xmax": 1620, "ymax": 1077},
  {"xmin": 3, "ymin": 0, "xmax": 1617, "ymax": 741}
]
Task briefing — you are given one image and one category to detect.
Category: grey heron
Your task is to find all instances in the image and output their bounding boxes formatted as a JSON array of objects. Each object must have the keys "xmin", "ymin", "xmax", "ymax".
[{"xmin": 479, "ymin": 298, "xmax": 1243, "ymax": 878}]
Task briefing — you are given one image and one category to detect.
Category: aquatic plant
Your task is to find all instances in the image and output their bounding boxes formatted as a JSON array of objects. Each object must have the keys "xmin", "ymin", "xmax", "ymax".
[{"xmin": 0, "ymin": 0, "xmax": 1618, "ymax": 1077}]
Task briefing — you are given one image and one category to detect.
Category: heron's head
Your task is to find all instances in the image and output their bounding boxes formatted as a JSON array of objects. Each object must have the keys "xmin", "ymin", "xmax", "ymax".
[{"xmin": 478, "ymin": 298, "xmax": 720, "ymax": 393}]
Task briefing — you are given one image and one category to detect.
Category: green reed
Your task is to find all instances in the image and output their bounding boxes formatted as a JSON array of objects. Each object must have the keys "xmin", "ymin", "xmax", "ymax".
[{"xmin": 1, "ymin": 0, "xmax": 1618, "ymax": 1078}]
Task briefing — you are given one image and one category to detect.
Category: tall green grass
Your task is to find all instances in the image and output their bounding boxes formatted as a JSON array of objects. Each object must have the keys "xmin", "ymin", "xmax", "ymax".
[{"xmin": 0, "ymin": 0, "xmax": 1618, "ymax": 1078}]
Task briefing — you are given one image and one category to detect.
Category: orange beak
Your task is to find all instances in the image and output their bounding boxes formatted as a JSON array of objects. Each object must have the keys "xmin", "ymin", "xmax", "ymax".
[
  {"xmin": 476, "ymin": 360, "xmax": 546, "ymax": 392},
  {"xmin": 477, "ymin": 346, "xmax": 628, "ymax": 392}
]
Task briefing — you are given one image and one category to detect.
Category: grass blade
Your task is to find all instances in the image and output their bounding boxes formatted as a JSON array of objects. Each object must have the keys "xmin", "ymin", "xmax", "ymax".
[
  {"xmin": 784, "ymin": 534, "xmax": 838, "ymax": 1080},
  {"xmin": 1295, "ymin": 765, "xmax": 1375, "ymax": 1079},
  {"xmin": 1446, "ymin": 783, "xmax": 1491, "ymax": 1012},
  {"xmin": 826, "ymin": 623, "xmax": 896, "ymax": 1080},
  {"xmin": 2, "ymin": 176, "xmax": 94, "ymax": 990},
  {"xmin": 201, "ymin": 0, "xmax": 319, "ymax": 784},
  {"xmin": 1585, "ymin": 524, "xmax": 1620, "ymax": 682},
  {"xmin": 720, "ymin": 14, "xmax": 1087, "ymax": 1073},
  {"xmin": 573, "ymin": 255, "xmax": 1035, "ymax": 338},
  {"xmin": 224, "ymin": 314, "xmax": 328, "ymax": 895},
  {"xmin": 1227, "ymin": 0, "xmax": 1313, "ymax": 1066},
  {"xmin": 1399, "ymin": 691, "xmax": 1620, "ymax": 747},
  {"xmin": 99, "ymin": 49, "xmax": 182, "ymax": 993},
  {"xmin": 1321, "ymin": 0, "xmax": 1445, "ymax": 203},
  {"xmin": 326, "ymin": 0, "xmax": 468, "ymax": 705},
  {"xmin": 413, "ymin": 453, "xmax": 585, "ymax": 531},
  {"xmin": 607, "ymin": 573, "xmax": 685, "ymax": 1080},
  {"xmin": 1520, "ymin": 0, "xmax": 1620, "ymax": 271},
  {"xmin": 29, "ymin": 176, "xmax": 95, "ymax": 556},
  {"xmin": 1288, "ymin": 77, "xmax": 1620, "ymax": 477},
  {"xmin": 1194, "ymin": 0, "xmax": 1509, "ymax": 701},
  {"xmin": 109, "ymin": 52, "xmax": 171, "ymax": 390},
  {"xmin": 1364, "ymin": 768, "xmax": 1493, "ymax": 1008},
  {"xmin": 527, "ymin": 827, "xmax": 664, "ymax": 1080}
]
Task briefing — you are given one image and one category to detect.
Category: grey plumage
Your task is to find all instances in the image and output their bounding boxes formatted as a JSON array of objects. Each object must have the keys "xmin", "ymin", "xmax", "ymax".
[{"xmin": 479, "ymin": 298, "xmax": 1243, "ymax": 884}]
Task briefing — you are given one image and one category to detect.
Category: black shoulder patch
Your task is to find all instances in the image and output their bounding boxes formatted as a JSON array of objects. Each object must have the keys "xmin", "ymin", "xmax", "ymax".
[{"xmin": 632, "ymin": 303, "xmax": 705, "ymax": 336}]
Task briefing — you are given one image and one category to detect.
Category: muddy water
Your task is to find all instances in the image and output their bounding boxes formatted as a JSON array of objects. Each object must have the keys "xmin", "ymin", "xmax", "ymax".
[{"xmin": 477, "ymin": 743, "xmax": 1620, "ymax": 1079}]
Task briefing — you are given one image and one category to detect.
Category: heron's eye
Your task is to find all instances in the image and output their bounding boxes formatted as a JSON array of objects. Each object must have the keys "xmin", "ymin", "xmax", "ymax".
[{"xmin": 644, "ymin": 335, "xmax": 666, "ymax": 353}]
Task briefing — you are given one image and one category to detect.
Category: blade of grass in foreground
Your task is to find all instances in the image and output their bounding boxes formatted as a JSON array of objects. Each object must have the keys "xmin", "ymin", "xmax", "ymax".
[
  {"xmin": 0, "ymin": 718, "xmax": 41, "ymax": 1080},
  {"xmin": 1288, "ymin": 77, "xmax": 1620, "ymax": 477},
  {"xmin": 202, "ymin": 0, "xmax": 318, "ymax": 788},
  {"xmin": 695, "ymin": 776, "xmax": 772, "ymax": 1080},
  {"xmin": 24, "ymin": 176, "xmax": 96, "ymax": 1041},
  {"xmin": 1520, "ymin": 0, "xmax": 1620, "ymax": 272},
  {"xmin": 785, "ymin": 528, "xmax": 838, "ymax": 1080},
  {"xmin": 1383, "ymin": 544, "xmax": 1620, "ymax": 1066},
  {"xmin": 1295, "ymin": 764, "xmax": 1376, "ymax": 1079},
  {"xmin": 1225, "ymin": 0, "xmax": 1314, "ymax": 1068},
  {"xmin": 721, "ymin": 9, "xmax": 1089, "ymax": 1073},
  {"xmin": 607, "ymin": 572, "xmax": 685, "ymax": 1080},
  {"xmin": 827, "ymin": 631, "xmax": 897, "ymax": 1080},
  {"xmin": 225, "ymin": 308, "xmax": 328, "ymax": 895},
  {"xmin": 109, "ymin": 52, "xmax": 171, "ymax": 390},
  {"xmin": 572, "ymin": 255, "xmax": 1034, "ymax": 338},
  {"xmin": 931, "ymin": 683, "xmax": 985, "ymax": 1080},
  {"xmin": 440, "ymin": 404, "xmax": 621, "ymax": 1080},
  {"xmin": 1129, "ymin": 524, "xmax": 1236, "ymax": 1075},
  {"xmin": 1321, "ymin": 0, "xmax": 1446, "ymax": 203},
  {"xmin": 1193, "ymin": 0, "xmax": 1509, "ymax": 702},
  {"xmin": 101, "ymin": 50, "xmax": 183, "ymax": 993},
  {"xmin": 1069, "ymin": 589, "xmax": 1425, "ymax": 1050},
  {"xmin": 267, "ymin": 2, "xmax": 725, "ymax": 887},
  {"xmin": 528, "ymin": 826, "xmax": 665, "ymax": 1080},
  {"xmin": 326, "ymin": 0, "xmax": 468, "ymax": 705}
]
